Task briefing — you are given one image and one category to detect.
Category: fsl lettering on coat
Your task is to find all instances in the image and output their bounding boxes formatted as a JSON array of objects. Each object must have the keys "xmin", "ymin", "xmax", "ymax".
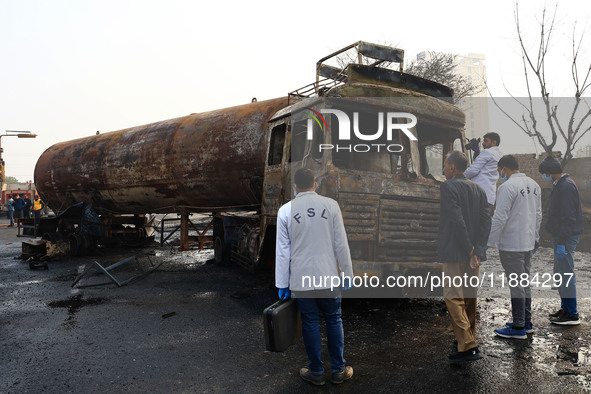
[
  {"xmin": 520, "ymin": 186, "xmax": 538, "ymax": 197},
  {"xmin": 293, "ymin": 208, "xmax": 328, "ymax": 223}
]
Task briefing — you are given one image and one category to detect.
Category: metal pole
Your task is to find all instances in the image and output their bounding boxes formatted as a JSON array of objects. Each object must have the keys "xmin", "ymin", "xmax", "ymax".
[
  {"xmin": 179, "ymin": 211, "xmax": 189, "ymax": 251},
  {"xmin": 0, "ymin": 135, "xmax": 4, "ymax": 182}
]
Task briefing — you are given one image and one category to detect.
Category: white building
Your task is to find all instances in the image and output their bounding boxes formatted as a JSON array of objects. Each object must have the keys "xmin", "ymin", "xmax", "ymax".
[{"xmin": 416, "ymin": 51, "xmax": 489, "ymax": 141}]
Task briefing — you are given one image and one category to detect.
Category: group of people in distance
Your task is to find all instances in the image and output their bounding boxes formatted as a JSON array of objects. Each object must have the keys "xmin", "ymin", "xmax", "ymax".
[
  {"xmin": 272, "ymin": 132, "xmax": 584, "ymax": 385},
  {"xmin": 6, "ymin": 194, "xmax": 44, "ymax": 227}
]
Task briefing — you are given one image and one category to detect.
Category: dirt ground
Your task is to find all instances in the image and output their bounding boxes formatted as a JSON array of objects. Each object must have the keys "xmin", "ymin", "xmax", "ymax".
[{"xmin": 1, "ymin": 217, "xmax": 591, "ymax": 393}]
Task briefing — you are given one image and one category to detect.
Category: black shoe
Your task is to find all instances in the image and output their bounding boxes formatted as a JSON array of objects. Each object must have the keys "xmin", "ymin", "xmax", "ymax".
[
  {"xmin": 451, "ymin": 339, "xmax": 458, "ymax": 350},
  {"xmin": 449, "ymin": 347, "xmax": 482, "ymax": 363},
  {"xmin": 549, "ymin": 308, "xmax": 566, "ymax": 319},
  {"xmin": 300, "ymin": 367, "xmax": 325, "ymax": 386},
  {"xmin": 551, "ymin": 313, "xmax": 580, "ymax": 326},
  {"xmin": 331, "ymin": 366, "xmax": 353, "ymax": 384}
]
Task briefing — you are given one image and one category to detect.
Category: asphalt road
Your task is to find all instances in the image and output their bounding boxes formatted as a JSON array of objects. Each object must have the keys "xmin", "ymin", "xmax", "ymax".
[{"xmin": 1, "ymin": 219, "xmax": 590, "ymax": 393}]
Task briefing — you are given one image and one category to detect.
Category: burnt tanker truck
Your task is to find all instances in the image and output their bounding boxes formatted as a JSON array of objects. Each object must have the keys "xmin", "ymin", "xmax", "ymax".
[{"xmin": 33, "ymin": 42, "xmax": 466, "ymax": 276}]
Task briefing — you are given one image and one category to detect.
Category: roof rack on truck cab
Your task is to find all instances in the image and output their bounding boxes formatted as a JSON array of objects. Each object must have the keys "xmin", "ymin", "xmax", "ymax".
[{"xmin": 289, "ymin": 41, "xmax": 453, "ymax": 103}]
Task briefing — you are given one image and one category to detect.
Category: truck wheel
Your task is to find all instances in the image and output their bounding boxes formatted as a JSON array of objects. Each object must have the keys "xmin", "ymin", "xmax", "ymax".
[
  {"xmin": 214, "ymin": 235, "xmax": 226, "ymax": 264},
  {"xmin": 213, "ymin": 218, "xmax": 231, "ymax": 264}
]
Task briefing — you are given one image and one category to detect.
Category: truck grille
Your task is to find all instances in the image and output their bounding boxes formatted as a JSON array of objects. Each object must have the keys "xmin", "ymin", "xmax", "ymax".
[
  {"xmin": 340, "ymin": 193, "xmax": 440, "ymax": 263},
  {"xmin": 378, "ymin": 198, "xmax": 439, "ymax": 262},
  {"xmin": 340, "ymin": 194, "xmax": 379, "ymax": 242}
]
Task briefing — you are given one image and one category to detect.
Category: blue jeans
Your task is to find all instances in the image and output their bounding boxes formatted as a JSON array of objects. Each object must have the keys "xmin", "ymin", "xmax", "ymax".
[
  {"xmin": 553, "ymin": 235, "xmax": 580, "ymax": 316},
  {"xmin": 296, "ymin": 296, "xmax": 345, "ymax": 375},
  {"xmin": 7, "ymin": 210, "xmax": 14, "ymax": 226}
]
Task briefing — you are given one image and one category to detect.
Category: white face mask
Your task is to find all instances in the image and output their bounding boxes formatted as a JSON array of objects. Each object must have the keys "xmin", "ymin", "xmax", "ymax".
[{"xmin": 542, "ymin": 174, "xmax": 553, "ymax": 182}]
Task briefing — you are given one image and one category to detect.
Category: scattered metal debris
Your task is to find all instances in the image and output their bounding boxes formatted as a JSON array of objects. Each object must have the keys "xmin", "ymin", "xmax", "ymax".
[
  {"xmin": 22, "ymin": 239, "xmax": 47, "ymax": 259},
  {"xmin": 71, "ymin": 254, "xmax": 162, "ymax": 288}
]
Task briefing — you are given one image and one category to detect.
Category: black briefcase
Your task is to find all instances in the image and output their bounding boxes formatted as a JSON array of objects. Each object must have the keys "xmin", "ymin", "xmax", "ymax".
[{"xmin": 263, "ymin": 298, "xmax": 302, "ymax": 352}]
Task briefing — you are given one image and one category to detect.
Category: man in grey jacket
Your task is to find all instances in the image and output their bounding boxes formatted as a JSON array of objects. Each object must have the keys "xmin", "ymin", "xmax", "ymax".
[
  {"xmin": 275, "ymin": 168, "xmax": 354, "ymax": 386},
  {"xmin": 488, "ymin": 155, "xmax": 542, "ymax": 339},
  {"xmin": 438, "ymin": 151, "xmax": 491, "ymax": 363}
]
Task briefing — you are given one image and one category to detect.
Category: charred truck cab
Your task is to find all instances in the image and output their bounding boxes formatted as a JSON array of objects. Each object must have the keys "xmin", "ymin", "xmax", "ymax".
[
  {"xmin": 260, "ymin": 42, "xmax": 465, "ymax": 279},
  {"xmin": 34, "ymin": 42, "xmax": 466, "ymax": 277}
]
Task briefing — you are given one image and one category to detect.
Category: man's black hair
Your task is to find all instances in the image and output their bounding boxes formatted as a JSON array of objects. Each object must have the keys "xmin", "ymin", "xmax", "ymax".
[
  {"xmin": 446, "ymin": 151, "xmax": 468, "ymax": 172},
  {"xmin": 294, "ymin": 168, "xmax": 315, "ymax": 189},
  {"xmin": 483, "ymin": 132, "xmax": 500, "ymax": 146},
  {"xmin": 498, "ymin": 154, "xmax": 519, "ymax": 171}
]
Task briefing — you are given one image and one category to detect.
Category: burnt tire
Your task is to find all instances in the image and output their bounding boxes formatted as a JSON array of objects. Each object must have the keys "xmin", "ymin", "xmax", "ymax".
[{"xmin": 213, "ymin": 218, "xmax": 231, "ymax": 264}]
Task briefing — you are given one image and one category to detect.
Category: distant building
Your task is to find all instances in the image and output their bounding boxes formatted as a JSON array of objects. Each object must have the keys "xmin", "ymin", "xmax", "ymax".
[
  {"xmin": 573, "ymin": 145, "xmax": 591, "ymax": 158},
  {"xmin": 416, "ymin": 51, "xmax": 489, "ymax": 141}
]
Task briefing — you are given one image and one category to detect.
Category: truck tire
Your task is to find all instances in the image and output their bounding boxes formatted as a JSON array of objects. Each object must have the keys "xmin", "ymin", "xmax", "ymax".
[{"xmin": 213, "ymin": 218, "xmax": 231, "ymax": 264}]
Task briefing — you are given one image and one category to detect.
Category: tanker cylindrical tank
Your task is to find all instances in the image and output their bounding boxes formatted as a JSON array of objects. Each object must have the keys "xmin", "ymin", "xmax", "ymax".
[{"xmin": 34, "ymin": 97, "xmax": 289, "ymax": 214}]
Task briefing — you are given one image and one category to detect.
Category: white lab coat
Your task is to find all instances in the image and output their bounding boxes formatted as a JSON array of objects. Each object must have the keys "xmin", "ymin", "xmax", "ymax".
[
  {"xmin": 464, "ymin": 146, "xmax": 503, "ymax": 205},
  {"xmin": 275, "ymin": 191, "xmax": 353, "ymax": 291},
  {"xmin": 487, "ymin": 173, "xmax": 542, "ymax": 252}
]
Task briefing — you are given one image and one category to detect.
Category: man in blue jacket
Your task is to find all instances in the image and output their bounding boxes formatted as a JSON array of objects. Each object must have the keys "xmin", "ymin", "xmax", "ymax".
[
  {"xmin": 539, "ymin": 156, "xmax": 584, "ymax": 325},
  {"xmin": 13, "ymin": 194, "xmax": 25, "ymax": 223},
  {"xmin": 6, "ymin": 195, "xmax": 15, "ymax": 227}
]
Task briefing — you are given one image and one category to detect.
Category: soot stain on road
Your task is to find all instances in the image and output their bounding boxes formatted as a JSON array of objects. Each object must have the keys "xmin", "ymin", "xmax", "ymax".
[{"xmin": 48, "ymin": 295, "xmax": 108, "ymax": 322}]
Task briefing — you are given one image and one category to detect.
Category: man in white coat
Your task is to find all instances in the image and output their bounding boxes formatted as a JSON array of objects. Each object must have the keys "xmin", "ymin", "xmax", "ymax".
[
  {"xmin": 464, "ymin": 132, "xmax": 503, "ymax": 211},
  {"xmin": 487, "ymin": 155, "xmax": 542, "ymax": 339},
  {"xmin": 275, "ymin": 168, "xmax": 354, "ymax": 386}
]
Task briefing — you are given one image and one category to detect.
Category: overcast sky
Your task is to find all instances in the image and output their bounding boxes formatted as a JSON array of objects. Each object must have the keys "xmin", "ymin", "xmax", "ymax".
[{"xmin": 1, "ymin": 0, "xmax": 590, "ymax": 182}]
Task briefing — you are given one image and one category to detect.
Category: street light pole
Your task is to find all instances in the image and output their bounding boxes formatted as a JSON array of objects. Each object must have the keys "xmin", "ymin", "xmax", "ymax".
[{"xmin": 0, "ymin": 130, "xmax": 37, "ymax": 183}]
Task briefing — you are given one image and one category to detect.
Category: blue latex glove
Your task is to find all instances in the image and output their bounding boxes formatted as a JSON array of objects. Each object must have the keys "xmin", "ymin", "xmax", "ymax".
[
  {"xmin": 342, "ymin": 277, "xmax": 352, "ymax": 291},
  {"xmin": 532, "ymin": 248, "xmax": 538, "ymax": 254},
  {"xmin": 556, "ymin": 245, "xmax": 567, "ymax": 259},
  {"xmin": 278, "ymin": 287, "xmax": 291, "ymax": 300}
]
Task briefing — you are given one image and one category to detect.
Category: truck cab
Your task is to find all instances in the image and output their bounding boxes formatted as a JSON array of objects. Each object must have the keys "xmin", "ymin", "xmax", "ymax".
[{"xmin": 257, "ymin": 42, "xmax": 466, "ymax": 279}]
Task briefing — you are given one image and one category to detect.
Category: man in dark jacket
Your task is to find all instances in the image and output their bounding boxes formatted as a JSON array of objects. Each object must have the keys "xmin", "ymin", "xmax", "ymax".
[
  {"xmin": 539, "ymin": 156, "xmax": 584, "ymax": 325},
  {"xmin": 23, "ymin": 196, "xmax": 32, "ymax": 219},
  {"xmin": 438, "ymin": 151, "xmax": 491, "ymax": 363},
  {"xmin": 13, "ymin": 194, "xmax": 25, "ymax": 223}
]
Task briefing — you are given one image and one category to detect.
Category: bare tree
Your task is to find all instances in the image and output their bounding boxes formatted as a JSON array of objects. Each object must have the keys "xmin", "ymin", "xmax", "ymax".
[
  {"xmin": 492, "ymin": 2, "xmax": 591, "ymax": 167},
  {"xmin": 405, "ymin": 52, "xmax": 484, "ymax": 102}
]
